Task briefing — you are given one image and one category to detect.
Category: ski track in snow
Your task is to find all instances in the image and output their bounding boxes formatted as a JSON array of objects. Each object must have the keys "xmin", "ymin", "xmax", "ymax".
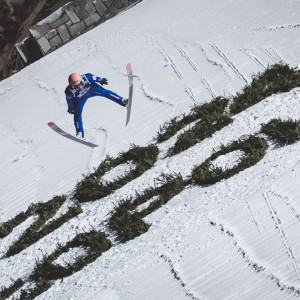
[
  {"xmin": 199, "ymin": 44, "xmax": 232, "ymax": 81},
  {"xmin": 34, "ymin": 79, "xmax": 64, "ymax": 106},
  {"xmin": 156, "ymin": 41, "xmax": 198, "ymax": 103},
  {"xmin": 155, "ymin": 36, "xmax": 220, "ymax": 103},
  {"xmin": 195, "ymin": 43, "xmax": 236, "ymax": 97},
  {"xmin": 239, "ymin": 48, "xmax": 267, "ymax": 70},
  {"xmin": 255, "ymin": 24, "xmax": 300, "ymax": 32},
  {"xmin": 245, "ymin": 201, "xmax": 263, "ymax": 235},
  {"xmin": 238, "ymin": 47, "xmax": 285, "ymax": 70},
  {"xmin": 175, "ymin": 43, "xmax": 217, "ymax": 99},
  {"xmin": 176, "ymin": 46, "xmax": 199, "ymax": 72},
  {"xmin": 210, "ymin": 220, "xmax": 300, "ymax": 296},
  {"xmin": 162, "ymin": 34, "xmax": 218, "ymax": 100},
  {"xmin": 263, "ymin": 191, "xmax": 300, "ymax": 282},
  {"xmin": 262, "ymin": 47, "xmax": 286, "ymax": 65},
  {"xmin": 135, "ymin": 74, "xmax": 174, "ymax": 107},
  {"xmin": 200, "ymin": 77, "xmax": 216, "ymax": 99},
  {"xmin": 160, "ymin": 254, "xmax": 201, "ymax": 300},
  {"xmin": 0, "ymin": 80, "xmax": 22, "ymax": 97},
  {"xmin": 270, "ymin": 191, "xmax": 300, "ymax": 222},
  {"xmin": 210, "ymin": 43, "xmax": 249, "ymax": 84},
  {"xmin": 158, "ymin": 46, "xmax": 183, "ymax": 80}
]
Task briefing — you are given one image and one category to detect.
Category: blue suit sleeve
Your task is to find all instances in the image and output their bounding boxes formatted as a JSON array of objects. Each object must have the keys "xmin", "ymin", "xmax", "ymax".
[
  {"xmin": 85, "ymin": 73, "xmax": 105, "ymax": 85},
  {"xmin": 65, "ymin": 88, "xmax": 74, "ymax": 110}
]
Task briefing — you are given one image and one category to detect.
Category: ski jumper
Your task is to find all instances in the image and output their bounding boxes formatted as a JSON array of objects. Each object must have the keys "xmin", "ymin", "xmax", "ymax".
[{"xmin": 65, "ymin": 73, "xmax": 124, "ymax": 137}]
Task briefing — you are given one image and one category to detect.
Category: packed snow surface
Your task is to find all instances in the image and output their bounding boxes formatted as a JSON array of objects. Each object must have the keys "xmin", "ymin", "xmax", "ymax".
[{"xmin": 1, "ymin": 0, "xmax": 300, "ymax": 299}]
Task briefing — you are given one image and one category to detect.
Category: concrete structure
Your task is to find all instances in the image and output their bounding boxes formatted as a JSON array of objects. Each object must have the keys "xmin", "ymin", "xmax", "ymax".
[{"xmin": 15, "ymin": 0, "xmax": 140, "ymax": 65}]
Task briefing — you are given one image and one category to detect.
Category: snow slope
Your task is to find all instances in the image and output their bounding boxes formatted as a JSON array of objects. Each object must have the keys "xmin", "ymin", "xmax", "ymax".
[{"xmin": 1, "ymin": 0, "xmax": 300, "ymax": 299}]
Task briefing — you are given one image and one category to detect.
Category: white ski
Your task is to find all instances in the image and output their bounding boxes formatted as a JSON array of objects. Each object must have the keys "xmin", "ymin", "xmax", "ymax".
[{"xmin": 125, "ymin": 63, "xmax": 133, "ymax": 126}]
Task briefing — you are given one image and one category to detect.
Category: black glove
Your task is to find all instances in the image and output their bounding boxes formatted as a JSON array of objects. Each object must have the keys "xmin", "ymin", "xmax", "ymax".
[
  {"xmin": 68, "ymin": 108, "xmax": 75, "ymax": 114},
  {"xmin": 101, "ymin": 78, "xmax": 108, "ymax": 85}
]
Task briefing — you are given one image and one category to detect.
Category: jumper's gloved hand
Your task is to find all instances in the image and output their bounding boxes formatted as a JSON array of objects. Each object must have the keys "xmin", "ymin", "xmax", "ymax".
[
  {"xmin": 101, "ymin": 78, "xmax": 108, "ymax": 85},
  {"xmin": 68, "ymin": 108, "xmax": 75, "ymax": 114}
]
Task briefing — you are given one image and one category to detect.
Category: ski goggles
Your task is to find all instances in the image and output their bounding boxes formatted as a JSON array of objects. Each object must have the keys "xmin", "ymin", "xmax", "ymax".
[{"xmin": 72, "ymin": 80, "xmax": 84, "ymax": 89}]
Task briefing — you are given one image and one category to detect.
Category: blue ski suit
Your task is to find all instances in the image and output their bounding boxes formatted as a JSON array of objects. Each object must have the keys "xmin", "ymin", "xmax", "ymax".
[{"xmin": 65, "ymin": 73, "xmax": 124, "ymax": 137}]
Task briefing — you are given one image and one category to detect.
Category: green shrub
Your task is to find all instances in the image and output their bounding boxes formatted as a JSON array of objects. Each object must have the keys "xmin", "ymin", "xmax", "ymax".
[
  {"xmin": 0, "ymin": 212, "xmax": 28, "ymax": 239},
  {"xmin": 74, "ymin": 144, "xmax": 159, "ymax": 202},
  {"xmin": 156, "ymin": 97, "xmax": 230, "ymax": 143},
  {"xmin": 14, "ymin": 230, "xmax": 112, "ymax": 298},
  {"xmin": 156, "ymin": 114, "xmax": 194, "ymax": 143},
  {"xmin": 5, "ymin": 196, "xmax": 82, "ymax": 257},
  {"xmin": 19, "ymin": 280, "xmax": 51, "ymax": 300},
  {"xmin": 31, "ymin": 231, "xmax": 111, "ymax": 282},
  {"xmin": 170, "ymin": 115, "xmax": 232, "ymax": 155},
  {"xmin": 0, "ymin": 278, "xmax": 24, "ymax": 299},
  {"xmin": 230, "ymin": 64, "xmax": 300, "ymax": 114},
  {"xmin": 109, "ymin": 173, "xmax": 185, "ymax": 242},
  {"xmin": 261, "ymin": 118, "xmax": 300, "ymax": 146}
]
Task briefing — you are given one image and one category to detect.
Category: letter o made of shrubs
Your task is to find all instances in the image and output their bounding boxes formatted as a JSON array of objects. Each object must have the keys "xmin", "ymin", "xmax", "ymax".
[{"xmin": 191, "ymin": 135, "xmax": 268, "ymax": 185}]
